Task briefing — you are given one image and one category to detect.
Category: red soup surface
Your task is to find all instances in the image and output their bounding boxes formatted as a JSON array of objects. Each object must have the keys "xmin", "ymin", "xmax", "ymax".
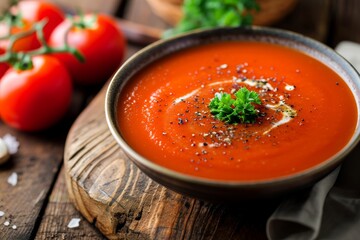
[{"xmin": 117, "ymin": 42, "xmax": 357, "ymax": 181}]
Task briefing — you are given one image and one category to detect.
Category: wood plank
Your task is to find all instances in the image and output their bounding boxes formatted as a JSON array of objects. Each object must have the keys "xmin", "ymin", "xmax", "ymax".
[
  {"xmin": 0, "ymin": 118, "xmax": 72, "ymax": 239},
  {"xmin": 274, "ymin": 0, "xmax": 331, "ymax": 42},
  {"xmin": 35, "ymin": 167, "xmax": 105, "ymax": 240},
  {"xmin": 329, "ymin": 0, "xmax": 360, "ymax": 46}
]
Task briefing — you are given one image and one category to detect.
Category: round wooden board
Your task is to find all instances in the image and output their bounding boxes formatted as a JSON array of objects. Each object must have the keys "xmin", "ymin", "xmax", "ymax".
[{"xmin": 64, "ymin": 83, "xmax": 275, "ymax": 239}]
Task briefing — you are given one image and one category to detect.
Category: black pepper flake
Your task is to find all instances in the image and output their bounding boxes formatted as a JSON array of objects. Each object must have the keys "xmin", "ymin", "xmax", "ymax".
[
  {"xmin": 178, "ymin": 118, "xmax": 184, "ymax": 125},
  {"xmin": 203, "ymin": 142, "xmax": 208, "ymax": 146},
  {"xmin": 336, "ymin": 82, "xmax": 339, "ymax": 86}
]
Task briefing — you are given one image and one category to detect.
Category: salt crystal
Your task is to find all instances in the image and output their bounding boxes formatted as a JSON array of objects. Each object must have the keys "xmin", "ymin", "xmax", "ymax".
[
  {"xmin": 67, "ymin": 218, "xmax": 81, "ymax": 228},
  {"xmin": 285, "ymin": 84, "xmax": 295, "ymax": 91},
  {"xmin": 7, "ymin": 172, "xmax": 18, "ymax": 186},
  {"xmin": 4, "ymin": 221, "xmax": 10, "ymax": 226},
  {"xmin": 2, "ymin": 134, "xmax": 20, "ymax": 154},
  {"xmin": 219, "ymin": 64, "xmax": 228, "ymax": 69},
  {"xmin": 12, "ymin": 225, "xmax": 17, "ymax": 230},
  {"xmin": 0, "ymin": 211, "xmax": 4, "ymax": 217}
]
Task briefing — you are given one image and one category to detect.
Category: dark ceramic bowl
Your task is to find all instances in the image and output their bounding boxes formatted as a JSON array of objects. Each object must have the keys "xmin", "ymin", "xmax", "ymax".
[{"xmin": 105, "ymin": 27, "xmax": 360, "ymax": 201}]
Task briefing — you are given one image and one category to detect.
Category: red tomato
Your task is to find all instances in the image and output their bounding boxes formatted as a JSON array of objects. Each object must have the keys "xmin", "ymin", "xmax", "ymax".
[
  {"xmin": 0, "ymin": 48, "xmax": 9, "ymax": 78},
  {"xmin": 0, "ymin": 55, "xmax": 72, "ymax": 131},
  {"xmin": 49, "ymin": 14, "xmax": 126, "ymax": 85},
  {"xmin": 0, "ymin": 63, "xmax": 8, "ymax": 78},
  {"xmin": 0, "ymin": 1, "xmax": 65, "ymax": 51},
  {"xmin": 18, "ymin": 1, "xmax": 65, "ymax": 43}
]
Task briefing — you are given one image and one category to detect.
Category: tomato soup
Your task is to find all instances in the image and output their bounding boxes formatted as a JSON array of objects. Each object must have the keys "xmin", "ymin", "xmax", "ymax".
[{"xmin": 117, "ymin": 42, "xmax": 357, "ymax": 181}]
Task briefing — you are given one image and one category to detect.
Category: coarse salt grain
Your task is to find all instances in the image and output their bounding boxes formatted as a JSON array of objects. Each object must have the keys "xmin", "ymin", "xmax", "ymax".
[
  {"xmin": 219, "ymin": 64, "xmax": 228, "ymax": 69},
  {"xmin": 2, "ymin": 134, "xmax": 20, "ymax": 154},
  {"xmin": 12, "ymin": 225, "xmax": 17, "ymax": 230},
  {"xmin": 67, "ymin": 218, "xmax": 81, "ymax": 228},
  {"xmin": 285, "ymin": 84, "xmax": 296, "ymax": 91},
  {"xmin": 4, "ymin": 221, "xmax": 10, "ymax": 226},
  {"xmin": 7, "ymin": 172, "xmax": 18, "ymax": 186},
  {"xmin": 0, "ymin": 211, "xmax": 4, "ymax": 217}
]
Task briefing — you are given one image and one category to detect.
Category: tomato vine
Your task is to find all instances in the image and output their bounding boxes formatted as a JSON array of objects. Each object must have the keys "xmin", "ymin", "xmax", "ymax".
[{"xmin": 0, "ymin": 18, "xmax": 84, "ymax": 71}]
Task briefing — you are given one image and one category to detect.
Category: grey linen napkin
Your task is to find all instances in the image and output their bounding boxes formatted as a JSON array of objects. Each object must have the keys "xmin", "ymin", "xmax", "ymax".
[
  {"xmin": 267, "ymin": 41, "xmax": 360, "ymax": 240},
  {"xmin": 267, "ymin": 148, "xmax": 360, "ymax": 240}
]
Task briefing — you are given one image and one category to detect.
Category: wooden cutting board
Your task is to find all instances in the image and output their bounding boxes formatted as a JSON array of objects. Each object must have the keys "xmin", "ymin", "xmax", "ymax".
[{"xmin": 64, "ymin": 82, "xmax": 276, "ymax": 239}]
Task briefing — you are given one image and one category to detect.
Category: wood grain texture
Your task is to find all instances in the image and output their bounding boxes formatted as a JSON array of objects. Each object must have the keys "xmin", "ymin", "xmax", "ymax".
[
  {"xmin": 329, "ymin": 0, "xmax": 360, "ymax": 46},
  {"xmin": 0, "ymin": 118, "xmax": 72, "ymax": 239},
  {"xmin": 35, "ymin": 167, "xmax": 105, "ymax": 239},
  {"xmin": 274, "ymin": 0, "xmax": 331, "ymax": 42}
]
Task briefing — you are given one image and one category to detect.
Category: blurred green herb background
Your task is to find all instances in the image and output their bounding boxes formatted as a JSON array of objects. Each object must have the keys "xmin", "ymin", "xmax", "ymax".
[{"xmin": 163, "ymin": 0, "xmax": 259, "ymax": 38}]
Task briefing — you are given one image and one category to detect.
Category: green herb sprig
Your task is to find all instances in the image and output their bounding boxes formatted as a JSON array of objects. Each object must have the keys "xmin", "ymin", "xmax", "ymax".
[
  {"xmin": 163, "ymin": 0, "xmax": 260, "ymax": 38},
  {"xmin": 209, "ymin": 87, "xmax": 261, "ymax": 124}
]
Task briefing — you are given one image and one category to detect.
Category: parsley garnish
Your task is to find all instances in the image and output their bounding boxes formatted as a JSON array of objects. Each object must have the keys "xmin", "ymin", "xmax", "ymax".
[
  {"xmin": 163, "ymin": 0, "xmax": 260, "ymax": 38},
  {"xmin": 209, "ymin": 87, "xmax": 261, "ymax": 124}
]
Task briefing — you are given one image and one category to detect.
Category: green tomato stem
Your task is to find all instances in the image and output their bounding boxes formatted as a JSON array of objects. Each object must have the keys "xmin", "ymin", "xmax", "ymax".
[
  {"xmin": 0, "ymin": 17, "xmax": 85, "ymax": 71},
  {"xmin": 68, "ymin": 11, "xmax": 97, "ymax": 30}
]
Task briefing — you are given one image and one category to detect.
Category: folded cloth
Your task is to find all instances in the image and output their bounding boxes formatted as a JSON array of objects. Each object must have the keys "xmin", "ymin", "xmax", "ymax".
[
  {"xmin": 267, "ymin": 41, "xmax": 360, "ymax": 240},
  {"xmin": 267, "ymin": 146, "xmax": 360, "ymax": 240},
  {"xmin": 267, "ymin": 168, "xmax": 339, "ymax": 240}
]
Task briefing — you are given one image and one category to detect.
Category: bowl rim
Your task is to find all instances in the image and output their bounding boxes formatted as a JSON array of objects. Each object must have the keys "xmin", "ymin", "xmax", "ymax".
[{"xmin": 105, "ymin": 26, "xmax": 360, "ymax": 189}]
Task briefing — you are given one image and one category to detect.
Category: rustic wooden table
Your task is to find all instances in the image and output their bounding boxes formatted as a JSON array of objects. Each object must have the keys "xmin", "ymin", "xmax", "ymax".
[{"xmin": 0, "ymin": 0, "xmax": 359, "ymax": 239}]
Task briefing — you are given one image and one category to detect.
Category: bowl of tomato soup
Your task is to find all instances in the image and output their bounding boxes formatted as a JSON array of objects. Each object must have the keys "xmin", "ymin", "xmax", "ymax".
[{"xmin": 106, "ymin": 27, "xmax": 360, "ymax": 200}]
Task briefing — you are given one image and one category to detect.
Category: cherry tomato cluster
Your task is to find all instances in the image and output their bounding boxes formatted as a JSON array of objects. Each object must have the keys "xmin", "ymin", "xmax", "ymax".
[{"xmin": 0, "ymin": 1, "xmax": 126, "ymax": 131}]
